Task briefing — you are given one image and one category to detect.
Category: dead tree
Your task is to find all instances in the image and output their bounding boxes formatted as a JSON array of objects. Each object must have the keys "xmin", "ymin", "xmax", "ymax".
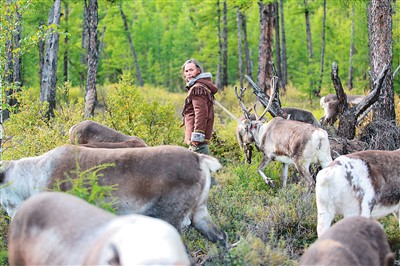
[{"xmin": 331, "ymin": 62, "xmax": 389, "ymax": 139}]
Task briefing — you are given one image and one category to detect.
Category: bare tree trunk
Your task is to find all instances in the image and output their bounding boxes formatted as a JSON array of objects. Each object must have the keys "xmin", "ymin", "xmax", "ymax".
[
  {"xmin": 317, "ymin": 0, "xmax": 326, "ymax": 96},
  {"xmin": 348, "ymin": 5, "xmax": 355, "ymax": 90},
  {"xmin": 5, "ymin": 0, "xmax": 13, "ymax": 85},
  {"xmin": 368, "ymin": 0, "xmax": 395, "ymax": 121},
  {"xmin": 38, "ymin": 20, "xmax": 45, "ymax": 87},
  {"xmin": 237, "ymin": 8, "xmax": 244, "ymax": 88},
  {"xmin": 216, "ymin": 0, "xmax": 222, "ymax": 89},
  {"xmin": 332, "ymin": 62, "xmax": 389, "ymax": 139},
  {"xmin": 118, "ymin": 3, "xmax": 143, "ymax": 87},
  {"xmin": 279, "ymin": 0, "xmax": 287, "ymax": 91},
  {"xmin": 80, "ymin": 0, "xmax": 89, "ymax": 88},
  {"xmin": 63, "ymin": 0, "xmax": 69, "ymax": 83},
  {"xmin": 221, "ymin": 0, "xmax": 228, "ymax": 88},
  {"xmin": 242, "ymin": 12, "xmax": 252, "ymax": 79},
  {"xmin": 84, "ymin": 0, "xmax": 99, "ymax": 118},
  {"xmin": 13, "ymin": 3, "xmax": 22, "ymax": 86},
  {"xmin": 274, "ymin": 0, "xmax": 282, "ymax": 90},
  {"xmin": 257, "ymin": 1, "xmax": 274, "ymax": 94},
  {"xmin": 40, "ymin": 0, "xmax": 61, "ymax": 118},
  {"xmin": 304, "ymin": 0, "xmax": 313, "ymax": 59}
]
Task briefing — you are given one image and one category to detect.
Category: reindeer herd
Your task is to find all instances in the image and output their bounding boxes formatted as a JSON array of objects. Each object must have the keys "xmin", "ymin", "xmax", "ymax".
[{"xmin": 0, "ymin": 84, "xmax": 398, "ymax": 264}]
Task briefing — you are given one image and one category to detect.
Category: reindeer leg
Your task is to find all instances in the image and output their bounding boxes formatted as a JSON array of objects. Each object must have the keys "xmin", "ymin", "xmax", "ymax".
[
  {"xmin": 281, "ymin": 163, "xmax": 289, "ymax": 188},
  {"xmin": 258, "ymin": 157, "xmax": 275, "ymax": 188}
]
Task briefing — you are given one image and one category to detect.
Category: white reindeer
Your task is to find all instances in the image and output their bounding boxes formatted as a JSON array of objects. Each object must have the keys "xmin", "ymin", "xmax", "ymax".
[
  {"xmin": 316, "ymin": 149, "xmax": 400, "ymax": 237},
  {"xmin": 8, "ymin": 191, "xmax": 191, "ymax": 266}
]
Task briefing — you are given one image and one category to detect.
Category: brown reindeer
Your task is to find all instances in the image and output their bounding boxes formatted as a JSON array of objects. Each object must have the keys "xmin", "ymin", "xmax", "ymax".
[
  {"xmin": 69, "ymin": 120, "xmax": 148, "ymax": 148},
  {"xmin": 300, "ymin": 216, "xmax": 395, "ymax": 266},
  {"xmin": 0, "ymin": 144, "xmax": 228, "ymax": 248}
]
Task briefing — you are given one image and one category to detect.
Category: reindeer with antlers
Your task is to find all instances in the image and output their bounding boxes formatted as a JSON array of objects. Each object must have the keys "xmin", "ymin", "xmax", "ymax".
[{"xmin": 235, "ymin": 77, "xmax": 333, "ymax": 189}]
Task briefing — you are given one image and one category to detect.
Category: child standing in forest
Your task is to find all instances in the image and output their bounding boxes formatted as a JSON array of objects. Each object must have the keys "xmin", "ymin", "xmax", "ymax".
[{"xmin": 181, "ymin": 59, "xmax": 218, "ymax": 155}]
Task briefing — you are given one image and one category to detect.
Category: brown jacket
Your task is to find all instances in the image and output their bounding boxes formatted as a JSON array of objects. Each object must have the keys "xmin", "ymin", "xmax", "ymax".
[{"xmin": 182, "ymin": 74, "xmax": 218, "ymax": 145}]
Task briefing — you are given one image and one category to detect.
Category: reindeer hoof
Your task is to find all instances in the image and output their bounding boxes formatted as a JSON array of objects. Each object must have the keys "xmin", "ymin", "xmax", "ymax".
[{"xmin": 265, "ymin": 179, "xmax": 276, "ymax": 188}]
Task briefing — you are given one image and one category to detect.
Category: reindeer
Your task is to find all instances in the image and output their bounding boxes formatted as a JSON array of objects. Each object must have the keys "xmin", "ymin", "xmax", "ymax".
[
  {"xmin": 320, "ymin": 93, "xmax": 365, "ymax": 126},
  {"xmin": 69, "ymin": 120, "xmax": 148, "ymax": 148},
  {"xmin": 315, "ymin": 149, "xmax": 400, "ymax": 237},
  {"xmin": 299, "ymin": 216, "xmax": 395, "ymax": 266},
  {"xmin": 235, "ymin": 85, "xmax": 332, "ymax": 188},
  {"xmin": 8, "ymin": 192, "xmax": 191, "ymax": 266},
  {"xmin": 0, "ymin": 144, "xmax": 228, "ymax": 248}
]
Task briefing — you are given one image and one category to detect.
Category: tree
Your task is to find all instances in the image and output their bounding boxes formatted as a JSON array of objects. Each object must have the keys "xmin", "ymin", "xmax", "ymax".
[
  {"xmin": 237, "ymin": 8, "xmax": 244, "ymax": 88},
  {"xmin": 279, "ymin": 0, "xmax": 287, "ymax": 90},
  {"xmin": 331, "ymin": 62, "xmax": 389, "ymax": 140},
  {"xmin": 274, "ymin": 0, "xmax": 282, "ymax": 90},
  {"xmin": 40, "ymin": 0, "xmax": 61, "ymax": 117},
  {"xmin": 257, "ymin": 1, "xmax": 274, "ymax": 94},
  {"xmin": 216, "ymin": 0, "xmax": 228, "ymax": 89},
  {"xmin": 348, "ymin": 5, "xmax": 355, "ymax": 90},
  {"xmin": 84, "ymin": 0, "xmax": 99, "ymax": 118},
  {"xmin": 368, "ymin": 0, "xmax": 395, "ymax": 121},
  {"xmin": 119, "ymin": 2, "xmax": 143, "ymax": 87},
  {"xmin": 316, "ymin": 0, "xmax": 326, "ymax": 96}
]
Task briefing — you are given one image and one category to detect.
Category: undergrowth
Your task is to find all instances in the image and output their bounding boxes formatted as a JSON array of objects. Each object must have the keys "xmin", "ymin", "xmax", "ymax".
[{"xmin": 1, "ymin": 79, "xmax": 399, "ymax": 264}]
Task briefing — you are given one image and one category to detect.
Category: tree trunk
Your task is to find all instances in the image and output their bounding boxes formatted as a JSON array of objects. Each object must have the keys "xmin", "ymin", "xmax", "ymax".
[
  {"xmin": 40, "ymin": 0, "xmax": 61, "ymax": 118},
  {"xmin": 80, "ymin": 0, "xmax": 89, "ymax": 88},
  {"xmin": 348, "ymin": 5, "xmax": 355, "ymax": 90},
  {"xmin": 84, "ymin": 0, "xmax": 99, "ymax": 118},
  {"xmin": 274, "ymin": 0, "xmax": 283, "ymax": 91},
  {"xmin": 331, "ymin": 62, "xmax": 389, "ymax": 139},
  {"xmin": 63, "ymin": 0, "xmax": 69, "ymax": 83},
  {"xmin": 368, "ymin": 0, "xmax": 395, "ymax": 121},
  {"xmin": 237, "ymin": 8, "xmax": 244, "ymax": 88},
  {"xmin": 5, "ymin": 0, "xmax": 13, "ymax": 85},
  {"xmin": 13, "ymin": 3, "xmax": 22, "ymax": 86},
  {"xmin": 279, "ymin": 0, "xmax": 287, "ymax": 90},
  {"xmin": 221, "ymin": 0, "xmax": 228, "ymax": 88},
  {"xmin": 257, "ymin": 1, "xmax": 274, "ymax": 94},
  {"xmin": 317, "ymin": 0, "xmax": 326, "ymax": 96},
  {"xmin": 38, "ymin": 20, "xmax": 45, "ymax": 88},
  {"xmin": 119, "ymin": 3, "xmax": 143, "ymax": 87},
  {"xmin": 304, "ymin": 0, "xmax": 313, "ymax": 59},
  {"xmin": 216, "ymin": 0, "xmax": 222, "ymax": 89},
  {"xmin": 242, "ymin": 12, "xmax": 252, "ymax": 79}
]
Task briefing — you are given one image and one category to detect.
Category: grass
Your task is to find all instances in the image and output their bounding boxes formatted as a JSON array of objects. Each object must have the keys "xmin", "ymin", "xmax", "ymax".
[{"xmin": 1, "ymin": 81, "xmax": 399, "ymax": 265}]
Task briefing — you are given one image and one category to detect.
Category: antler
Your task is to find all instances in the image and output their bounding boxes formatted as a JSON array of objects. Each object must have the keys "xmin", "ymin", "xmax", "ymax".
[
  {"xmin": 254, "ymin": 76, "xmax": 277, "ymax": 121},
  {"xmin": 235, "ymin": 86, "xmax": 252, "ymax": 120}
]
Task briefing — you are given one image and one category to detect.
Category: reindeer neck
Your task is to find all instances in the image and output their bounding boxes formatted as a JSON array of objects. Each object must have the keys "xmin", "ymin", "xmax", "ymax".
[{"xmin": 252, "ymin": 122, "xmax": 265, "ymax": 149}]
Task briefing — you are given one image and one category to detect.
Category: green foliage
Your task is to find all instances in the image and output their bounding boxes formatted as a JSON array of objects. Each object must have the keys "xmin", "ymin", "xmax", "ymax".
[
  {"xmin": 3, "ymin": 87, "xmax": 84, "ymax": 159},
  {"xmin": 98, "ymin": 73, "xmax": 183, "ymax": 146},
  {"xmin": 0, "ymin": 214, "xmax": 9, "ymax": 265},
  {"xmin": 53, "ymin": 163, "xmax": 118, "ymax": 214}
]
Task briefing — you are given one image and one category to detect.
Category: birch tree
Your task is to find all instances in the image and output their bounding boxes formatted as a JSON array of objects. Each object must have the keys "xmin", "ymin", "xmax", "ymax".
[{"xmin": 40, "ymin": 0, "xmax": 61, "ymax": 117}]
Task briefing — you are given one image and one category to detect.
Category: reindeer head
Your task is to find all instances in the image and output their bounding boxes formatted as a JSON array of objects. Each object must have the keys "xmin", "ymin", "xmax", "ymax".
[{"xmin": 235, "ymin": 86, "xmax": 274, "ymax": 163}]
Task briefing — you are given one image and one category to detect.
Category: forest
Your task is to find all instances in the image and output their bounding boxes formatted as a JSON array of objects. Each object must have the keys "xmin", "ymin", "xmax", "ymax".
[{"xmin": 1, "ymin": 0, "xmax": 400, "ymax": 265}]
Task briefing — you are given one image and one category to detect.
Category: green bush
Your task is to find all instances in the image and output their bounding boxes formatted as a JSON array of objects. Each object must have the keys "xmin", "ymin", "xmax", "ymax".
[
  {"xmin": 53, "ymin": 163, "xmax": 118, "ymax": 214},
  {"xmin": 97, "ymin": 74, "xmax": 184, "ymax": 146}
]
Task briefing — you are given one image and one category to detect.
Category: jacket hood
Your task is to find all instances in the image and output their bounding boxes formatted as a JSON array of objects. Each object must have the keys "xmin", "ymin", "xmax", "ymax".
[{"xmin": 186, "ymin": 72, "xmax": 218, "ymax": 94}]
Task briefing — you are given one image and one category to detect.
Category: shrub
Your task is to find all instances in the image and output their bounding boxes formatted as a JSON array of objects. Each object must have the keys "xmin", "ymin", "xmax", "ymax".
[{"xmin": 53, "ymin": 163, "xmax": 118, "ymax": 214}]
